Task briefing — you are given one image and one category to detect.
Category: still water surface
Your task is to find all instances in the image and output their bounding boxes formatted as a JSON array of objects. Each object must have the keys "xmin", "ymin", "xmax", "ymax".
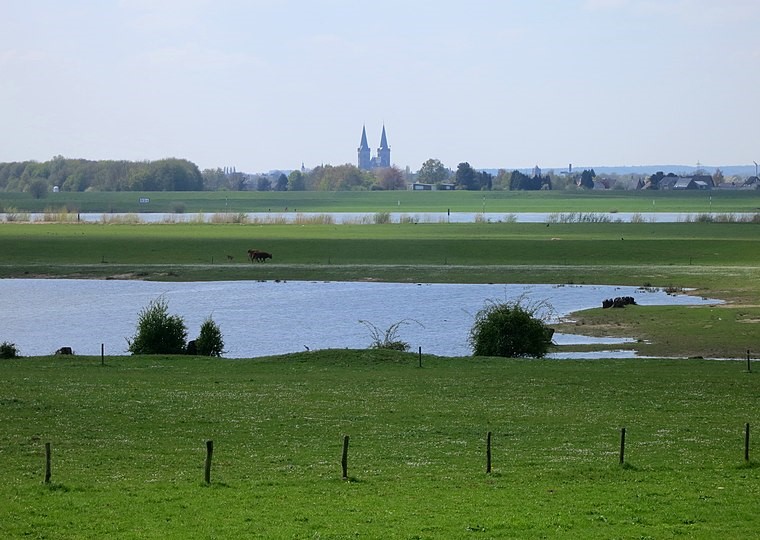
[{"xmin": 0, "ymin": 280, "xmax": 719, "ymax": 358}]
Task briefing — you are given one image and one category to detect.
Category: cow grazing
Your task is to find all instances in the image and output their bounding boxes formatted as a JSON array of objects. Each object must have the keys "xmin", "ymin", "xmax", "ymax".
[
  {"xmin": 252, "ymin": 251, "xmax": 272, "ymax": 262},
  {"xmin": 247, "ymin": 249, "xmax": 272, "ymax": 262}
]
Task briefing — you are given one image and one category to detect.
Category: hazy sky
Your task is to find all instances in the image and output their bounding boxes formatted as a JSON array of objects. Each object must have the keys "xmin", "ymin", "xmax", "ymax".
[{"xmin": 2, "ymin": 0, "xmax": 759, "ymax": 172}]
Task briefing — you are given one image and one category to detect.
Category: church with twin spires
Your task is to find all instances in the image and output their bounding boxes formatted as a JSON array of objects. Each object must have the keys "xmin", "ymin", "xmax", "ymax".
[{"xmin": 357, "ymin": 125, "xmax": 391, "ymax": 170}]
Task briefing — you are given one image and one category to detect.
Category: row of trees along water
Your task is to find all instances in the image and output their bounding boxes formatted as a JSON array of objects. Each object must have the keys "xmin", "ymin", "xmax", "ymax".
[{"xmin": 2, "ymin": 155, "xmax": 702, "ymax": 194}]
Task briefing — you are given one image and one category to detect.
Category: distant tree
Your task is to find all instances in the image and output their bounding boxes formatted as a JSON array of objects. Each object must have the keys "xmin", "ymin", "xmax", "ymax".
[
  {"xmin": 256, "ymin": 176, "xmax": 272, "ymax": 191},
  {"xmin": 48, "ymin": 155, "xmax": 69, "ymax": 187},
  {"xmin": 287, "ymin": 170, "xmax": 306, "ymax": 191},
  {"xmin": 373, "ymin": 166, "xmax": 406, "ymax": 190},
  {"xmin": 578, "ymin": 169, "xmax": 596, "ymax": 189},
  {"xmin": 476, "ymin": 170, "xmax": 493, "ymax": 190},
  {"xmin": 455, "ymin": 162, "xmax": 478, "ymax": 190},
  {"xmin": 308, "ymin": 164, "xmax": 371, "ymax": 191},
  {"xmin": 712, "ymin": 168, "xmax": 725, "ymax": 186},
  {"xmin": 126, "ymin": 159, "xmax": 203, "ymax": 191},
  {"xmin": 416, "ymin": 158, "xmax": 450, "ymax": 184},
  {"xmin": 275, "ymin": 173, "xmax": 288, "ymax": 191},
  {"xmin": 493, "ymin": 169, "xmax": 511, "ymax": 190},
  {"xmin": 647, "ymin": 171, "xmax": 665, "ymax": 189},
  {"xmin": 228, "ymin": 172, "xmax": 247, "ymax": 191},
  {"xmin": 28, "ymin": 178, "xmax": 48, "ymax": 199},
  {"xmin": 509, "ymin": 170, "xmax": 527, "ymax": 190},
  {"xmin": 202, "ymin": 168, "xmax": 227, "ymax": 190}
]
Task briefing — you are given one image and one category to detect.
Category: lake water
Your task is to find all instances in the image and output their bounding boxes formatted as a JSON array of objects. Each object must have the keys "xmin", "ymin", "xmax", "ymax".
[
  {"xmin": 0, "ymin": 280, "xmax": 719, "ymax": 358},
  {"xmin": 2, "ymin": 211, "xmax": 756, "ymax": 224}
]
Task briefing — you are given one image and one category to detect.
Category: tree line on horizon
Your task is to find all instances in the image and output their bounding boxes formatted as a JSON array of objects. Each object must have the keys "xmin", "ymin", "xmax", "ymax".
[{"xmin": 0, "ymin": 155, "xmax": 731, "ymax": 197}]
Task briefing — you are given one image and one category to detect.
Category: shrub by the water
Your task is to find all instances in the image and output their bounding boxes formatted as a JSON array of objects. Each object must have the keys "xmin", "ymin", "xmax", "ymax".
[
  {"xmin": 0, "ymin": 341, "xmax": 19, "ymax": 359},
  {"xmin": 195, "ymin": 316, "xmax": 225, "ymax": 357},
  {"xmin": 359, "ymin": 319, "xmax": 420, "ymax": 352},
  {"xmin": 127, "ymin": 297, "xmax": 187, "ymax": 355},
  {"xmin": 469, "ymin": 300, "xmax": 554, "ymax": 358}
]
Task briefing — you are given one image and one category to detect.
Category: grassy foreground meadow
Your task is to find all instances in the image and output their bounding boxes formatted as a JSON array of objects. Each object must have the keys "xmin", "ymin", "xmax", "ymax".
[
  {"xmin": 2, "ymin": 352, "xmax": 760, "ymax": 539},
  {"xmin": 2, "ymin": 193, "xmax": 759, "ymax": 537}
]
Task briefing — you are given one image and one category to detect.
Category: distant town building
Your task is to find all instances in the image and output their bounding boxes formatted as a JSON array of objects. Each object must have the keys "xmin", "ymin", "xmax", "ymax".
[{"xmin": 358, "ymin": 125, "xmax": 391, "ymax": 170}]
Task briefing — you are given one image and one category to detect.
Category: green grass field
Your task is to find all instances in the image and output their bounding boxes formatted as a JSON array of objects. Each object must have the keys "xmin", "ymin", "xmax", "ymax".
[
  {"xmin": 2, "ymin": 195, "xmax": 759, "ymax": 537},
  {"xmin": 1, "ymin": 352, "xmax": 759, "ymax": 538},
  {"xmin": 3, "ymin": 188, "xmax": 760, "ymax": 214},
  {"xmin": 1, "ymin": 221, "xmax": 758, "ymax": 299}
]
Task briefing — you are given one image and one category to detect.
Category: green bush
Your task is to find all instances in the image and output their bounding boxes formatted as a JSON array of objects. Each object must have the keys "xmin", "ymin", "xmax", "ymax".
[
  {"xmin": 0, "ymin": 341, "xmax": 19, "ymax": 359},
  {"xmin": 127, "ymin": 297, "xmax": 187, "ymax": 355},
  {"xmin": 195, "ymin": 316, "xmax": 225, "ymax": 357},
  {"xmin": 469, "ymin": 300, "xmax": 554, "ymax": 358}
]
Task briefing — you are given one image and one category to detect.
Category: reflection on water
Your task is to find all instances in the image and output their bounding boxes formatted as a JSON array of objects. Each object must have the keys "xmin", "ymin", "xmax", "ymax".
[{"xmin": 0, "ymin": 280, "xmax": 719, "ymax": 358}]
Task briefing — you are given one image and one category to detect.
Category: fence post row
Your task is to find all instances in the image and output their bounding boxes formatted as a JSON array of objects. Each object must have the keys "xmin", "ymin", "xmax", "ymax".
[{"xmin": 39, "ymin": 424, "xmax": 753, "ymax": 484}]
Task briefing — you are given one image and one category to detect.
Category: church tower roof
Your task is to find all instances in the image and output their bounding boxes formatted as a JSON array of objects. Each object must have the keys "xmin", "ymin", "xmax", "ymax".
[
  {"xmin": 359, "ymin": 125, "xmax": 370, "ymax": 151},
  {"xmin": 379, "ymin": 124, "xmax": 389, "ymax": 150}
]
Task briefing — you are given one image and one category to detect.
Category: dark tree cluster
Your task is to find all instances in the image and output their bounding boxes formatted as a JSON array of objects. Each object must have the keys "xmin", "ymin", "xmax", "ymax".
[
  {"xmin": 0, "ymin": 156, "xmax": 203, "ymax": 192},
  {"xmin": 455, "ymin": 162, "xmax": 492, "ymax": 190},
  {"xmin": 577, "ymin": 169, "xmax": 596, "ymax": 189},
  {"xmin": 509, "ymin": 170, "xmax": 551, "ymax": 191}
]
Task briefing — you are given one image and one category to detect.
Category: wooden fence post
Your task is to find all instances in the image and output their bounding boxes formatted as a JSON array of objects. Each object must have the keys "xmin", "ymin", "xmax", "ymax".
[
  {"xmin": 748, "ymin": 350, "xmax": 752, "ymax": 373},
  {"xmin": 101, "ymin": 343, "xmax": 105, "ymax": 366},
  {"xmin": 341, "ymin": 435, "xmax": 350, "ymax": 480},
  {"xmin": 205, "ymin": 440, "xmax": 213, "ymax": 484},
  {"xmin": 745, "ymin": 423, "xmax": 751, "ymax": 463},
  {"xmin": 619, "ymin": 427, "xmax": 626, "ymax": 465},
  {"xmin": 486, "ymin": 431, "xmax": 492, "ymax": 474},
  {"xmin": 418, "ymin": 347, "xmax": 422, "ymax": 368},
  {"xmin": 44, "ymin": 442, "xmax": 51, "ymax": 484}
]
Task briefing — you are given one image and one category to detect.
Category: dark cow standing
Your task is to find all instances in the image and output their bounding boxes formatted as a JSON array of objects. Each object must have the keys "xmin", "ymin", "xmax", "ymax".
[
  {"xmin": 253, "ymin": 251, "xmax": 272, "ymax": 262},
  {"xmin": 247, "ymin": 249, "xmax": 272, "ymax": 263}
]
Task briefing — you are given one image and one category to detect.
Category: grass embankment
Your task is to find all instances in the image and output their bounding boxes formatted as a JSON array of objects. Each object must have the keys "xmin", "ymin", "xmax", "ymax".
[
  {"xmin": 3, "ymin": 189, "xmax": 760, "ymax": 214},
  {"xmin": 1, "ymin": 352, "xmax": 759, "ymax": 538}
]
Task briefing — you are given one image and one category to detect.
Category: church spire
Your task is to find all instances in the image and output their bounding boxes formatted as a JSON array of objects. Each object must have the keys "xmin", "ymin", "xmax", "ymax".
[
  {"xmin": 358, "ymin": 125, "xmax": 371, "ymax": 170},
  {"xmin": 359, "ymin": 125, "xmax": 370, "ymax": 150},
  {"xmin": 379, "ymin": 124, "xmax": 389, "ymax": 150},
  {"xmin": 377, "ymin": 124, "xmax": 391, "ymax": 168}
]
